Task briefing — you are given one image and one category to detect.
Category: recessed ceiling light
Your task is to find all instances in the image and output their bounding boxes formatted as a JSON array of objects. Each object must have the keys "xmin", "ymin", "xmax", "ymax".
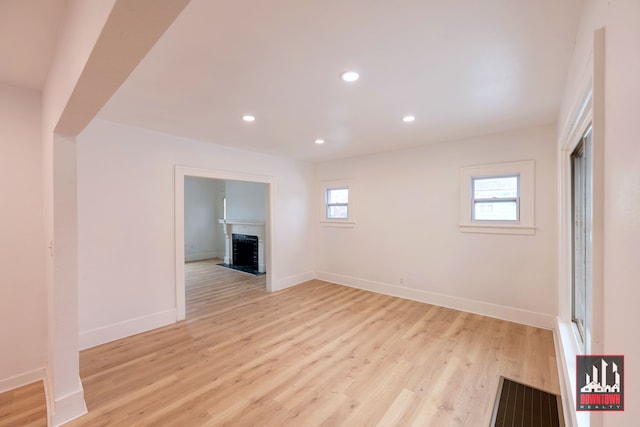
[
  {"xmin": 314, "ymin": 139, "xmax": 325, "ymax": 145},
  {"xmin": 402, "ymin": 115, "xmax": 416, "ymax": 123},
  {"xmin": 340, "ymin": 71, "xmax": 359, "ymax": 82},
  {"xmin": 242, "ymin": 114, "xmax": 255, "ymax": 122}
]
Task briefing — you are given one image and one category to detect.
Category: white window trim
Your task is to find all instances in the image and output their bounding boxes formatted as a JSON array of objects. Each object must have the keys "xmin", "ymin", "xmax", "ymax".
[
  {"xmin": 319, "ymin": 179, "xmax": 356, "ymax": 227},
  {"xmin": 459, "ymin": 160, "xmax": 535, "ymax": 235}
]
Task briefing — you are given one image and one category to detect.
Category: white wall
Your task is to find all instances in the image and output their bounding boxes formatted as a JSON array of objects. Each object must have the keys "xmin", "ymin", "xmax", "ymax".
[
  {"xmin": 0, "ymin": 83, "xmax": 47, "ymax": 391},
  {"xmin": 315, "ymin": 125, "xmax": 558, "ymax": 327},
  {"xmin": 184, "ymin": 177, "xmax": 223, "ymax": 261},
  {"xmin": 557, "ymin": 1, "xmax": 640, "ymax": 426},
  {"xmin": 77, "ymin": 119, "xmax": 315, "ymax": 347},
  {"xmin": 225, "ymin": 180, "xmax": 266, "ymax": 221}
]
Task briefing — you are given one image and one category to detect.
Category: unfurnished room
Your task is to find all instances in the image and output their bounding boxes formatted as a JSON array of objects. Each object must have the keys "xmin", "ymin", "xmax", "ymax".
[{"xmin": 1, "ymin": 1, "xmax": 639, "ymax": 426}]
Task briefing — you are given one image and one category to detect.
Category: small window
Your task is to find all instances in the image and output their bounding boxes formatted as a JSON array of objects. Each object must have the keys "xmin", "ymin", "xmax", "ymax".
[
  {"xmin": 459, "ymin": 160, "xmax": 534, "ymax": 235},
  {"xmin": 472, "ymin": 175, "xmax": 520, "ymax": 221},
  {"xmin": 320, "ymin": 179, "xmax": 355, "ymax": 227},
  {"xmin": 326, "ymin": 187, "xmax": 349, "ymax": 219}
]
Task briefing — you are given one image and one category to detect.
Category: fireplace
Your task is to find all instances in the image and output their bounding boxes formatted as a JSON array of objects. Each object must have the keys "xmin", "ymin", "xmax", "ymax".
[
  {"xmin": 218, "ymin": 219, "xmax": 265, "ymax": 274},
  {"xmin": 232, "ymin": 234, "xmax": 259, "ymax": 272}
]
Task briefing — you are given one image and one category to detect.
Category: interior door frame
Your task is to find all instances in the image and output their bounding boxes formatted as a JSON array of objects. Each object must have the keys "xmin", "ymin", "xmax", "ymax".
[{"xmin": 174, "ymin": 165, "xmax": 274, "ymax": 321}]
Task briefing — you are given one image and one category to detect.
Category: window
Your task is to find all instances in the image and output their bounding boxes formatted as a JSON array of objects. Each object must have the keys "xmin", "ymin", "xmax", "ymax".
[
  {"xmin": 459, "ymin": 160, "xmax": 534, "ymax": 234},
  {"xmin": 326, "ymin": 187, "xmax": 349, "ymax": 219},
  {"xmin": 320, "ymin": 179, "xmax": 355, "ymax": 226},
  {"xmin": 472, "ymin": 175, "xmax": 519, "ymax": 221},
  {"xmin": 571, "ymin": 126, "xmax": 592, "ymax": 343}
]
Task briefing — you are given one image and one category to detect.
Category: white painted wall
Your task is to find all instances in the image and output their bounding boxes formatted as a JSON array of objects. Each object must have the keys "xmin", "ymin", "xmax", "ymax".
[
  {"xmin": 77, "ymin": 119, "xmax": 315, "ymax": 347},
  {"xmin": 184, "ymin": 177, "xmax": 223, "ymax": 261},
  {"xmin": 315, "ymin": 125, "xmax": 558, "ymax": 327},
  {"xmin": 225, "ymin": 180, "xmax": 266, "ymax": 221},
  {"xmin": 557, "ymin": 1, "xmax": 640, "ymax": 426},
  {"xmin": 0, "ymin": 83, "xmax": 47, "ymax": 391}
]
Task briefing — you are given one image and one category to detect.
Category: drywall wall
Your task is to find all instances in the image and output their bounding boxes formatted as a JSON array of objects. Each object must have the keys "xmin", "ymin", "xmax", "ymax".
[
  {"xmin": 77, "ymin": 119, "xmax": 315, "ymax": 347},
  {"xmin": 315, "ymin": 125, "xmax": 558, "ymax": 327},
  {"xmin": 184, "ymin": 177, "xmax": 223, "ymax": 261},
  {"xmin": 225, "ymin": 180, "xmax": 266, "ymax": 221},
  {"xmin": 556, "ymin": 1, "xmax": 640, "ymax": 426},
  {"xmin": 0, "ymin": 83, "xmax": 47, "ymax": 390}
]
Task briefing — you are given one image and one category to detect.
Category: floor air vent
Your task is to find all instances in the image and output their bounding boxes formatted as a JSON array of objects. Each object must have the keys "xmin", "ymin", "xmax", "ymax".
[{"xmin": 491, "ymin": 377, "xmax": 564, "ymax": 427}]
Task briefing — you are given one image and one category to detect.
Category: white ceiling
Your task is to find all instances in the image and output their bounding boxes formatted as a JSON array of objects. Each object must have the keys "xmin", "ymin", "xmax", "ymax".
[
  {"xmin": 3, "ymin": 0, "xmax": 583, "ymax": 162},
  {"xmin": 0, "ymin": 0, "xmax": 67, "ymax": 91}
]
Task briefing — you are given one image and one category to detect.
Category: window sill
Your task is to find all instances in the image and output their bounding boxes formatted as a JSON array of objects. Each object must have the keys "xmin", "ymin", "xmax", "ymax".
[
  {"xmin": 320, "ymin": 220, "xmax": 356, "ymax": 228},
  {"xmin": 459, "ymin": 223, "xmax": 535, "ymax": 235}
]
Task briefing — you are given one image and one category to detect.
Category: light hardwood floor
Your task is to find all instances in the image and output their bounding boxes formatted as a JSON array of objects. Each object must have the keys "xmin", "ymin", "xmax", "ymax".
[
  {"xmin": 0, "ymin": 380, "xmax": 46, "ymax": 427},
  {"xmin": 5, "ymin": 260, "xmax": 561, "ymax": 426}
]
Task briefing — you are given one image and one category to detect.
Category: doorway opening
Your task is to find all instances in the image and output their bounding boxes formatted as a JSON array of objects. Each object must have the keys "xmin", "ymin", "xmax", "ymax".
[{"xmin": 175, "ymin": 166, "xmax": 274, "ymax": 321}]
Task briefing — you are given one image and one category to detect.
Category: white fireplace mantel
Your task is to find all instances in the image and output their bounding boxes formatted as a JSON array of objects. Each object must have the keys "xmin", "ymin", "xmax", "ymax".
[
  {"xmin": 218, "ymin": 219, "xmax": 265, "ymax": 226},
  {"xmin": 218, "ymin": 219, "xmax": 265, "ymax": 273}
]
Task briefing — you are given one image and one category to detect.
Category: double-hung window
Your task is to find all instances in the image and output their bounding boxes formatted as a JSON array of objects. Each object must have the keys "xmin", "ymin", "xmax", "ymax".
[
  {"xmin": 320, "ymin": 179, "xmax": 355, "ymax": 226},
  {"xmin": 472, "ymin": 175, "xmax": 520, "ymax": 221},
  {"xmin": 459, "ymin": 160, "xmax": 534, "ymax": 235},
  {"xmin": 326, "ymin": 187, "xmax": 349, "ymax": 219}
]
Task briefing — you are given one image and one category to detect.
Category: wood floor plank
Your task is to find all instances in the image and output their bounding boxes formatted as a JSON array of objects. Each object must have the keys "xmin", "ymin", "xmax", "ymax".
[
  {"xmin": 57, "ymin": 259, "xmax": 561, "ymax": 426},
  {"xmin": 0, "ymin": 381, "xmax": 47, "ymax": 427}
]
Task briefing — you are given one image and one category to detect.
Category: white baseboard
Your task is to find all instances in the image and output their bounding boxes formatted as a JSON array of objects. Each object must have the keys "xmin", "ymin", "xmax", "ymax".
[
  {"xmin": 0, "ymin": 367, "xmax": 46, "ymax": 393},
  {"xmin": 50, "ymin": 379, "xmax": 87, "ymax": 427},
  {"xmin": 44, "ymin": 371, "xmax": 53, "ymax": 427},
  {"xmin": 272, "ymin": 271, "xmax": 315, "ymax": 292},
  {"xmin": 316, "ymin": 271, "xmax": 556, "ymax": 330},
  {"xmin": 185, "ymin": 250, "xmax": 218, "ymax": 262},
  {"xmin": 79, "ymin": 308, "xmax": 177, "ymax": 350},
  {"xmin": 0, "ymin": 368, "xmax": 87, "ymax": 426}
]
